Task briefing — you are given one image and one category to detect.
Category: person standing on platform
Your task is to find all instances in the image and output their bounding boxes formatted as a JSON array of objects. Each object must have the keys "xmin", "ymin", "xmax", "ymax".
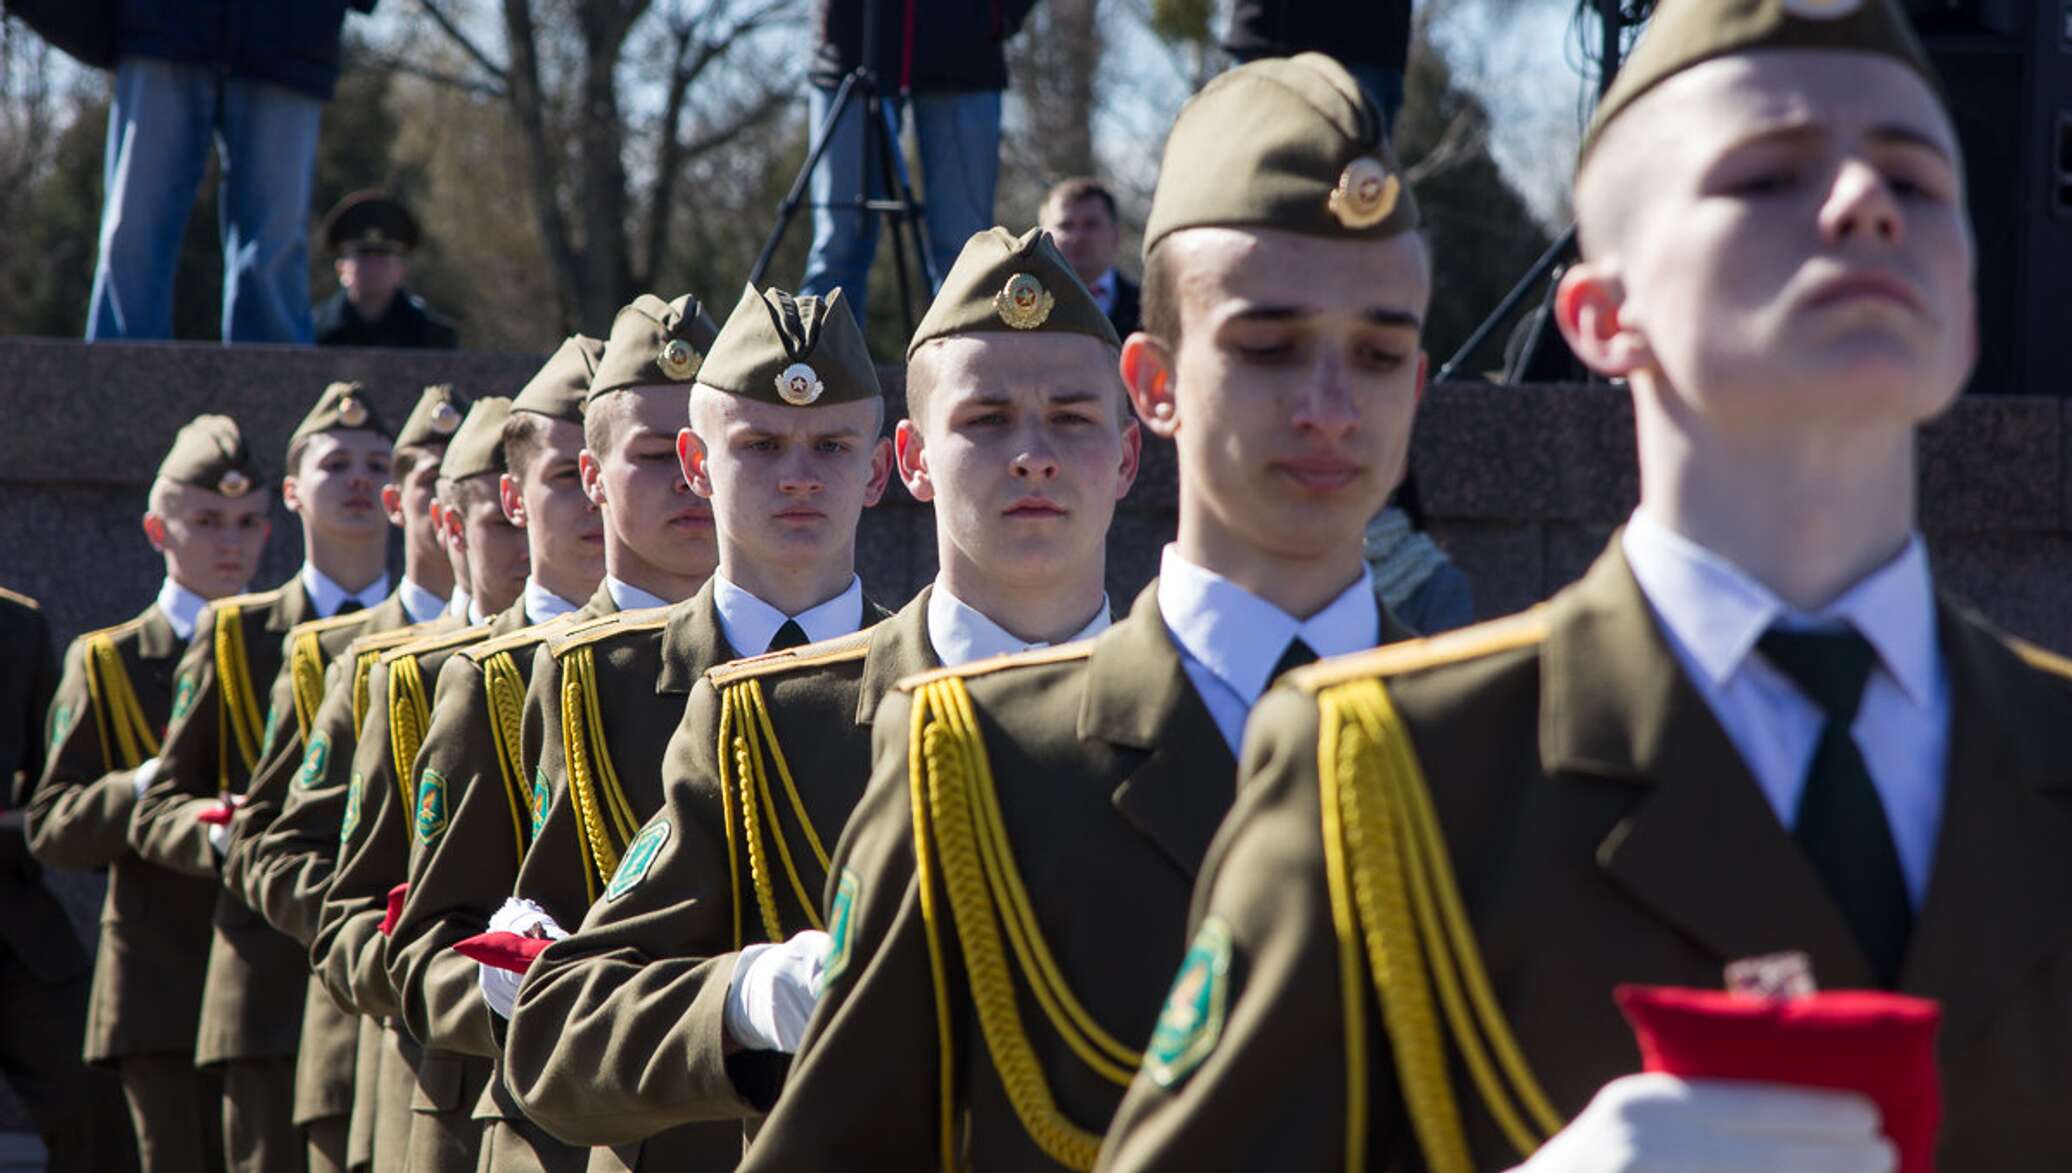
[
  {"xmin": 1040, "ymin": 178, "xmax": 1142, "ymax": 339},
  {"xmin": 1099, "ymin": 2, "xmax": 2072, "ymax": 1170},
  {"xmin": 315, "ymin": 192, "xmax": 461, "ymax": 350}
]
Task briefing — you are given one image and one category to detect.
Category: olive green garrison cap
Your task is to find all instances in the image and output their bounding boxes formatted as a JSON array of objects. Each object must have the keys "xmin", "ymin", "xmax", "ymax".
[
  {"xmin": 908, "ymin": 227, "xmax": 1119, "ymax": 360},
  {"xmin": 1581, "ymin": 0, "xmax": 1938, "ymax": 164},
  {"xmin": 698, "ymin": 285, "xmax": 880, "ymax": 408},
  {"xmin": 397, "ymin": 383, "xmax": 468, "ymax": 450},
  {"xmin": 159, "ymin": 414, "xmax": 263, "ymax": 498},
  {"xmin": 588, "ymin": 294, "xmax": 723, "ymax": 403},
  {"xmin": 512, "ymin": 335, "xmax": 607, "ymax": 423},
  {"xmin": 1144, "ymin": 52, "xmax": 1418, "ymax": 256},
  {"xmin": 439, "ymin": 396, "xmax": 513, "ymax": 481},
  {"xmin": 287, "ymin": 381, "xmax": 393, "ymax": 458}
]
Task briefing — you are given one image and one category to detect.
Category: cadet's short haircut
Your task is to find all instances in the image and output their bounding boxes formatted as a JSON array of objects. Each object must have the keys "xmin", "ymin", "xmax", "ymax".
[
  {"xmin": 500, "ymin": 412, "xmax": 555, "ymax": 481},
  {"xmin": 436, "ymin": 474, "xmax": 499, "ymax": 512},
  {"xmin": 583, "ymin": 390, "xmax": 632, "ymax": 458},
  {"xmin": 1044, "ymin": 177, "xmax": 1119, "ymax": 225},
  {"xmin": 1141, "ymin": 238, "xmax": 1181, "ymax": 346}
]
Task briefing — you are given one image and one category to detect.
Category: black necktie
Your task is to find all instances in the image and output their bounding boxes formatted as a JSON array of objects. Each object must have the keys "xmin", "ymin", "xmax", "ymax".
[
  {"xmin": 768, "ymin": 619, "xmax": 810, "ymax": 653},
  {"xmin": 1757, "ymin": 628, "xmax": 1912, "ymax": 986},
  {"xmin": 1270, "ymin": 637, "xmax": 1319, "ymax": 684},
  {"xmin": 334, "ymin": 600, "xmax": 363, "ymax": 616}
]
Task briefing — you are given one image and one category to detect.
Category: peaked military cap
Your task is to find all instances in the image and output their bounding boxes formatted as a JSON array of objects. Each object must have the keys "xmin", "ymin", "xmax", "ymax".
[
  {"xmin": 159, "ymin": 414, "xmax": 263, "ymax": 498},
  {"xmin": 697, "ymin": 285, "xmax": 880, "ymax": 408},
  {"xmin": 288, "ymin": 381, "xmax": 393, "ymax": 459},
  {"xmin": 397, "ymin": 384, "xmax": 468, "ymax": 450},
  {"xmin": 440, "ymin": 397, "xmax": 513, "ymax": 481},
  {"xmin": 1143, "ymin": 52, "xmax": 1419, "ymax": 256},
  {"xmin": 908, "ymin": 228, "xmax": 1120, "ymax": 360},
  {"xmin": 589, "ymin": 294, "xmax": 723, "ymax": 403},
  {"xmin": 322, "ymin": 190, "xmax": 421, "ymax": 255},
  {"xmin": 1581, "ymin": 0, "xmax": 1939, "ymax": 163},
  {"xmin": 512, "ymin": 335, "xmax": 607, "ymax": 423}
]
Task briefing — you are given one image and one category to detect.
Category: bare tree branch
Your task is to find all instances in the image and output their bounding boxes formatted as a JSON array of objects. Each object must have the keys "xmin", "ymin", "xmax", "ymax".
[
  {"xmin": 501, "ymin": 0, "xmax": 583, "ymax": 325},
  {"xmin": 358, "ymin": 51, "xmax": 509, "ymax": 98},
  {"xmin": 415, "ymin": 0, "xmax": 511, "ymax": 82}
]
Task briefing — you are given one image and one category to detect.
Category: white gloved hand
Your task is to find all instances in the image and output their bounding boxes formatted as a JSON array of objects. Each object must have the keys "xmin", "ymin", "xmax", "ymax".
[
  {"xmin": 1512, "ymin": 1074, "xmax": 1894, "ymax": 1173},
  {"xmin": 724, "ymin": 930, "xmax": 832, "ymax": 1053},
  {"xmin": 207, "ymin": 821, "xmax": 229, "ymax": 856},
  {"xmin": 130, "ymin": 757, "xmax": 162, "ymax": 802},
  {"xmin": 478, "ymin": 898, "xmax": 569, "ymax": 1019}
]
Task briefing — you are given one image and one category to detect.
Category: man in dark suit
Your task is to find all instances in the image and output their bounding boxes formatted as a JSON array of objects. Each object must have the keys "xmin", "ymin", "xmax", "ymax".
[
  {"xmin": 314, "ymin": 191, "xmax": 460, "ymax": 350},
  {"xmin": 1041, "ymin": 177, "xmax": 1141, "ymax": 339}
]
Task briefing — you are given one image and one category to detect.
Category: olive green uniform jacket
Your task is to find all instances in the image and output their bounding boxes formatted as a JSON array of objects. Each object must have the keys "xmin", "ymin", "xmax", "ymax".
[
  {"xmin": 29, "ymin": 602, "xmax": 207, "ymax": 1065},
  {"xmin": 738, "ymin": 584, "xmax": 1407, "ymax": 1172},
  {"xmin": 507, "ymin": 588, "xmax": 937, "ymax": 1148},
  {"xmin": 1096, "ymin": 543, "xmax": 2072, "ymax": 1173}
]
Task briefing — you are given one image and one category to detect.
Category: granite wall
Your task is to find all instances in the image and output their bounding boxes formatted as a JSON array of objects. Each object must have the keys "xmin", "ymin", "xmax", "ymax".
[{"xmin": 1, "ymin": 336, "xmax": 2067, "ymax": 654}]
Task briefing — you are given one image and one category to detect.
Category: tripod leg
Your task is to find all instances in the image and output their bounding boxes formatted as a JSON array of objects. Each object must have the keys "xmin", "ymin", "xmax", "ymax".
[
  {"xmin": 750, "ymin": 72, "xmax": 863, "ymax": 289},
  {"xmin": 866, "ymin": 91, "xmax": 922, "ymax": 336}
]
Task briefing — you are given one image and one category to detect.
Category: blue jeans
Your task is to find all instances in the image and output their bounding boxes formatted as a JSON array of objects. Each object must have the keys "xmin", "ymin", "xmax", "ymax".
[
  {"xmin": 87, "ymin": 57, "xmax": 321, "ymax": 343},
  {"xmin": 799, "ymin": 84, "xmax": 1002, "ymax": 327}
]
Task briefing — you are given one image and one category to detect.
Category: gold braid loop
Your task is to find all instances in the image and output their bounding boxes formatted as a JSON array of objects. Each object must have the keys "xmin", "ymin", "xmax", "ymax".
[
  {"xmin": 290, "ymin": 630, "xmax": 327, "ymax": 744},
  {"xmin": 562, "ymin": 649, "xmax": 617, "ymax": 899},
  {"xmin": 352, "ymin": 651, "xmax": 380, "ymax": 731},
  {"xmin": 717, "ymin": 681, "xmax": 831, "ymax": 948},
  {"xmin": 717, "ymin": 697, "xmax": 748, "ymax": 951},
  {"xmin": 908, "ymin": 677, "xmax": 1139, "ymax": 1172},
  {"xmin": 87, "ymin": 633, "xmax": 159, "ymax": 768},
  {"xmin": 388, "ymin": 655, "xmax": 432, "ymax": 811},
  {"xmin": 1316, "ymin": 679, "xmax": 1561, "ymax": 1173},
  {"xmin": 481, "ymin": 651, "xmax": 530, "ymax": 860},
  {"xmin": 215, "ymin": 606, "xmax": 263, "ymax": 774}
]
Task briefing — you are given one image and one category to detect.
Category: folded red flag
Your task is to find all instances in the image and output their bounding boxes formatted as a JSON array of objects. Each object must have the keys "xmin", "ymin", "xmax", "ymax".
[
  {"xmin": 195, "ymin": 800, "xmax": 235, "ymax": 826},
  {"xmin": 1616, "ymin": 985, "xmax": 1941, "ymax": 1173},
  {"xmin": 453, "ymin": 931, "xmax": 552, "ymax": 974},
  {"xmin": 377, "ymin": 883, "xmax": 409, "ymax": 938}
]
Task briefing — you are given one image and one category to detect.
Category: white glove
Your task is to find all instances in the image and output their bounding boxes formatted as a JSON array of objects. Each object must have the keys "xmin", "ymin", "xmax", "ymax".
[
  {"xmin": 1512, "ymin": 1074, "xmax": 1894, "ymax": 1173},
  {"xmin": 131, "ymin": 757, "xmax": 162, "ymax": 802},
  {"xmin": 724, "ymin": 930, "xmax": 832, "ymax": 1053},
  {"xmin": 478, "ymin": 898, "xmax": 568, "ymax": 1020},
  {"xmin": 207, "ymin": 822, "xmax": 229, "ymax": 856}
]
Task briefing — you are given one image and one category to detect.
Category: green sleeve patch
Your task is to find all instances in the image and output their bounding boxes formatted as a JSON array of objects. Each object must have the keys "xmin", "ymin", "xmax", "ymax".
[
  {"xmin": 604, "ymin": 818, "xmax": 671, "ymax": 902},
  {"xmin": 820, "ymin": 868, "xmax": 861, "ymax": 992},
  {"xmin": 47, "ymin": 702, "xmax": 72, "ymax": 758},
  {"xmin": 528, "ymin": 767, "xmax": 551, "ymax": 842},
  {"xmin": 171, "ymin": 675, "xmax": 198, "ymax": 722},
  {"xmin": 296, "ymin": 732, "xmax": 330, "ymax": 789},
  {"xmin": 340, "ymin": 772, "xmax": 364, "ymax": 843},
  {"xmin": 260, "ymin": 699, "xmax": 286, "ymax": 759},
  {"xmin": 1145, "ymin": 915, "xmax": 1233, "ymax": 1088},
  {"xmin": 414, "ymin": 768, "xmax": 449, "ymax": 845}
]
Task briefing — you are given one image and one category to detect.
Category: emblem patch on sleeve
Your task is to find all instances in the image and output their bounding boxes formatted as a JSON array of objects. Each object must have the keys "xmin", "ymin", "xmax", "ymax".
[
  {"xmin": 415, "ymin": 768, "xmax": 449, "ymax": 845},
  {"xmin": 1145, "ymin": 916, "xmax": 1233, "ymax": 1088},
  {"xmin": 47, "ymin": 702, "xmax": 71, "ymax": 758},
  {"xmin": 605, "ymin": 818, "xmax": 671, "ymax": 901},
  {"xmin": 341, "ymin": 772, "xmax": 364, "ymax": 843},
  {"xmin": 296, "ymin": 733, "xmax": 330, "ymax": 789},
  {"xmin": 261, "ymin": 699, "xmax": 285, "ymax": 759},
  {"xmin": 821, "ymin": 869, "xmax": 861, "ymax": 992},
  {"xmin": 529, "ymin": 767, "xmax": 551, "ymax": 841},
  {"xmin": 171, "ymin": 676, "xmax": 198, "ymax": 722}
]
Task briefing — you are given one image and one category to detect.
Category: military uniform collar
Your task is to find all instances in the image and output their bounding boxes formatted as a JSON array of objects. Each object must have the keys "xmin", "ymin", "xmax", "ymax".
[
  {"xmin": 447, "ymin": 585, "xmax": 471, "ymax": 620},
  {"xmin": 926, "ymin": 581, "xmax": 1111, "ymax": 669},
  {"xmin": 157, "ymin": 576, "xmax": 211, "ymax": 642},
  {"xmin": 136, "ymin": 598, "xmax": 182, "ymax": 660},
  {"xmin": 659, "ymin": 580, "xmax": 739, "ymax": 695},
  {"xmin": 301, "ymin": 563, "xmax": 390, "ymax": 619},
  {"xmin": 523, "ymin": 578, "xmax": 582, "ymax": 627},
  {"xmin": 856, "ymin": 587, "xmax": 940, "ymax": 725},
  {"xmin": 605, "ymin": 575, "xmax": 674, "ymax": 614},
  {"xmin": 712, "ymin": 570, "xmax": 865, "ymax": 657},
  {"xmin": 1156, "ymin": 545, "xmax": 1379, "ymax": 711},
  {"xmin": 397, "ymin": 577, "xmax": 447, "ymax": 626}
]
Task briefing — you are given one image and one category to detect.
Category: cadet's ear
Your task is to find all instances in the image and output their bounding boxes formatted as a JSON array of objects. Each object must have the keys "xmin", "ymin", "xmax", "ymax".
[
  {"xmin": 1121, "ymin": 333, "xmax": 1178, "ymax": 440},
  {"xmin": 498, "ymin": 473, "xmax": 527, "ymax": 528},
  {"xmin": 142, "ymin": 512, "xmax": 168, "ymax": 552},
  {"xmin": 1555, "ymin": 261, "xmax": 1651, "ymax": 379},
  {"xmin": 579, "ymin": 451, "xmax": 608, "ymax": 509},
  {"xmin": 678, "ymin": 428, "xmax": 714, "ymax": 499},
  {"xmin": 379, "ymin": 483, "xmax": 405, "ymax": 527},
  {"xmin": 862, "ymin": 435, "xmax": 896, "ymax": 508},
  {"xmin": 1113, "ymin": 417, "xmax": 1143, "ymax": 501},
  {"xmin": 894, "ymin": 419, "xmax": 933, "ymax": 504}
]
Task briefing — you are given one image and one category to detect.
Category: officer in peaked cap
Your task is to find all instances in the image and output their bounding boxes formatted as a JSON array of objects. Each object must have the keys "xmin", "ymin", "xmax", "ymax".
[{"xmin": 315, "ymin": 190, "xmax": 459, "ymax": 350}]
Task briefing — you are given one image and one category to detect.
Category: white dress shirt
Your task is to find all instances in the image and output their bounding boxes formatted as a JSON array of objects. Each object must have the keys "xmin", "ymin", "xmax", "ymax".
[
  {"xmin": 521, "ymin": 578, "xmax": 582, "ymax": 627},
  {"xmin": 1156, "ymin": 546, "xmax": 1381, "ymax": 753},
  {"xmin": 926, "ymin": 584, "xmax": 1112, "ymax": 669},
  {"xmin": 447, "ymin": 586, "xmax": 471, "ymax": 620},
  {"xmin": 1622, "ymin": 509, "xmax": 1949, "ymax": 907},
  {"xmin": 156, "ymin": 577, "xmax": 210, "ymax": 642},
  {"xmin": 605, "ymin": 576, "xmax": 672, "ymax": 614},
  {"xmin": 301, "ymin": 563, "xmax": 389, "ymax": 618},
  {"xmin": 712, "ymin": 572, "xmax": 865, "ymax": 656},
  {"xmin": 397, "ymin": 577, "xmax": 447, "ymax": 625}
]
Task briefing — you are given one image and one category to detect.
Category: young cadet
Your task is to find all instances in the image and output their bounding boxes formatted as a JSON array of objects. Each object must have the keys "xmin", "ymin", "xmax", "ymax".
[
  {"xmin": 385, "ymin": 300, "xmax": 720, "ymax": 1173},
  {"xmin": 505, "ymin": 226, "xmax": 1138, "ymax": 1153},
  {"xmin": 317, "ymin": 361, "xmax": 604, "ymax": 1172},
  {"xmin": 28, "ymin": 416, "xmax": 269, "ymax": 1173},
  {"xmin": 740, "ymin": 53, "xmax": 1425, "ymax": 1172},
  {"xmin": 1099, "ymin": 6, "xmax": 2072, "ymax": 1171},
  {"xmin": 212, "ymin": 385, "xmax": 462, "ymax": 1173},
  {"xmin": 498, "ymin": 283, "xmax": 893, "ymax": 1168},
  {"xmin": 129, "ymin": 381, "xmax": 395, "ymax": 1170}
]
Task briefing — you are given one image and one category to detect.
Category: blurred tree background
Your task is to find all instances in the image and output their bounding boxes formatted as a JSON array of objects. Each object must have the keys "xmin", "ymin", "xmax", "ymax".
[{"xmin": 0, "ymin": 0, "xmax": 1562, "ymax": 367}]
